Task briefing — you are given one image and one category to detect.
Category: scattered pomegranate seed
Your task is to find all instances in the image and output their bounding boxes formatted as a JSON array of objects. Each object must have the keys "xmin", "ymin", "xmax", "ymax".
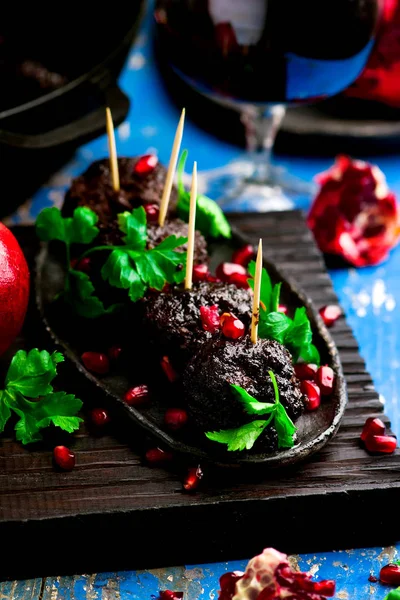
[
  {"xmin": 108, "ymin": 345, "xmax": 123, "ymax": 362},
  {"xmin": 310, "ymin": 580, "xmax": 336, "ymax": 595},
  {"xmin": 159, "ymin": 592, "xmax": 183, "ymax": 600},
  {"xmin": 164, "ymin": 408, "xmax": 188, "ymax": 431},
  {"xmin": 183, "ymin": 465, "xmax": 203, "ymax": 491},
  {"xmin": 144, "ymin": 203, "xmax": 160, "ymax": 222},
  {"xmin": 193, "ymin": 264, "xmax": 210, "ymax": 282},
  {"xmin": 146, "ymin": 447, "xmax": 174, "ymax": 465},
  {"xmin": 232, "ymin": 244, "xmax": 254, "ymax": 267},
  {"xmin": 294, "ymin": 363, "xmax": 318, "ymax": 381},
  {"xmin": 368, "ymin": 574, "xmax": 378, "ymax": 583},
  {"xmin": 300, "ymin": 380, "xmax": 321, "ymax": 411},
  {"xmin": 316, "ymin": 365, "xmax": 335, "ymax": 395},
  {"xmin": 71, "ymin": 256, "xmax": 91, "ymax": 274},
  {"xmin": 200, "ymin": 305, "xmax": 221, "ymax": 334},
  {"xmin": 229, "ymin": 272, "xmax": 250, "ymax": 289},
  {"xmin": 361, "ymin": 417, "xmax": 386, "ymax": 442},
  {"xmin": 53, "ymin": 446, "xmax": 75, "ymax": 471},
  {"xmin": 216, "ymin": 262, "xmax": 247, "ymax": 285},
  {"xmin": 365, "ymin": 434, "xmax": 397, "ymax": 454},
  {"xmin": 221, "ymin": 313, "xmax": 245, "ymax": 339},
  {"xmin": 278, "ymin": 304, "xmax": 288, "ymax": 314},
  {"xmin": 90, "ymin": 408, "xmax": 111, "ymax": 427},
  {"xmin": 161, "ymin": 356, "xmax": 178, "ymax": 382},
  {"xmin": 81, "ymin": 352, "xmax": 110, "ymax": 375},
  {"xmin": 133, "ymin": 154, "xmax": 158, "ymax": 176},
  {"xmin": 124, "ymin": 384, "xmax": 150, "ymax": 406},
  {"xmin": 319, "ymin": 305, "xmax": 342, "ymax": 327},
  {"xmin": 380, "ymin": 563, "xmax": 400, "ymax": 585}
]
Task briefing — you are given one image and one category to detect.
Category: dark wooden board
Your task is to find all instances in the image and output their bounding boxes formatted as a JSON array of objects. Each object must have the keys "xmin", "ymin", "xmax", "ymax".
[{"xmin": 1, "ymin": 212, "xmax": 399, "ymax": 581}]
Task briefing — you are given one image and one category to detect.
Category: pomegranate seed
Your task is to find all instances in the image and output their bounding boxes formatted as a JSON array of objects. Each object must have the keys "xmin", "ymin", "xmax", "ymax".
[
  {"xmin": 232, "ymin": 244, "xmax": 254, "ymax": 267},
  {"xmin": 144, "ymin": 203, "xmax": 160, "ymax": 222},
  {"xmin": 146, "ymin": 447, "xmax": 174, "ymax": 465},
  {"xmin": 316, "ymin": 365, "xmax": 335, "ymax": 395},
  {"xmin": 183, "ymin": 465, "xmax": 203, "ymax": 491},
  {"xmin": 133, "ymin": 154, "xmax": 158, "ymax": 176},
  {"xmin": 216, "ymin": 262, "xmax": 247, "ymax": 284},
  {"xmin": 300, "ymin": 380, "xmax": 321, "ymax": 411},
  {"xmin": 108, "ymin": 345, "xmax": 123, "ymax": 362},
  {"xmin": 90, "ymin": 408, "xmax": 111, "ymax": 427},
  {"xmin": 71, "ymin": 256, "xmax": 91, "ymax": 274},
  {"xmin": 159, "ymin": 592, "xmax": 183, "ymax": 600},
  {"xmin": 294, "ymin": 363, "xmax": 318, "ymax": 381},
  {"xmin": 164, "ymin": 408, "xmax": 188, "ymax": 430},
  {"xmin": 368, "ymin": 574, "xmax": 378, "ymax": 583},
  {"xmin": 81, "ymin": 352, "xmax": 109, "ymax": 375},
  {"xmin": 361, "ymin": 417, "xmax": 386, "ymax": 442},
  {"xmin": 161, "ymin": 356, "xmax": 178, "ymax": 382},
  {"xmin": 193, "ymin": 264, "xmax": 210, "ymax": 282},
  {"xmin": 319, "ymin": 305, "xmax": 342, "ymax": 327},
  {"xmin": 229, "ymin": 272, "xmax": 250, "ymax": 289},
  {"xmin": 206, "ymin": 275, "xmax": 220, "ymax": 283},
  {"xmin": 221, "ymin": 314, "xmax": 245, "ymax": 339},
  {"xmin": 380, "ymin": 563, "xmax": 400, "ymax": 585},
  {"xmin": 365, "ymin": 434, "xmax": 397, "ymax": 454},
  {"xmin": 200, "ymin": 305, "xmax": 221, "ymax": 333},
  {"xmin": 278, "ymin": 304, "xmax": 288, "ymax": 314},
  {"xmin": 53, "ymin": 446, "xmax": 75, "ymax": 471},
  {"xmin": 124, "ymin": 384, "xmax": 150, "ymax": 406},
  {"xmin": 310, "ymin": 580, "xmax": 336, "ymax": 595},
  {"xmin": 219, "ymin": 572, "xmax": 244, "ymax": 600}
]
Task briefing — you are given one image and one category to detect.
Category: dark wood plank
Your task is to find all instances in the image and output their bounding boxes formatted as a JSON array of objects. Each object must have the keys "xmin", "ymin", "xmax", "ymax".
[{"xmin": 1, "ymin": 212, "xmax": 399, "ymax": 581}]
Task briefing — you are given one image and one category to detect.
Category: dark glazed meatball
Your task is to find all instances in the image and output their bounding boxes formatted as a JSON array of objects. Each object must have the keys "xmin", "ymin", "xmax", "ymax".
[
  {"xmin": 141, "ymin": 282, "xmax": 252, "ymax": 370},
  {"xmin": 62, "ymin": 157, "xmax": 208, "ymax": 262},
  {"xmin": 183, "ymin": 336, "xmax": 305, "ymax": 454}
]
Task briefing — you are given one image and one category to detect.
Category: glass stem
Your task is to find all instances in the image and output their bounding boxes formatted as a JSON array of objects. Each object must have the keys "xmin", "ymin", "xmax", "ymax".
[{"xmin": 241, "ymin": 105, "xmax": 286, "ymax": 183}]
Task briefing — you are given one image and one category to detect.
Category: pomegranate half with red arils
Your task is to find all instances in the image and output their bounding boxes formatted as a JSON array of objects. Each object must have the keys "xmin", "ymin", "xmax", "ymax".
[
  {"xmin": 218, "ymin": 548, "xmax": 335, "ymax": 600},
  {"xmin": 308, "ymin": 155, "xmax": 400, "ymax": 267}
]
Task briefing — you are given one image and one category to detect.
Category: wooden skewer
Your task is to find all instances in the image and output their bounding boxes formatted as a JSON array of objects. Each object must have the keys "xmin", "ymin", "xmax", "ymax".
[
  {"xmin": 159, "ymin": 108, "xmax": 186, "ymax": 227},
  {"xmin": 184, "ymin": 161, "xmax": 197, "ymax": 290},
  {"xmin": 106, "ymin": 107, "xmax": 120, "ymax": 192},
  {"xmin": 250, "ymin": 239, "xmax": 263, "ymax": 345}
]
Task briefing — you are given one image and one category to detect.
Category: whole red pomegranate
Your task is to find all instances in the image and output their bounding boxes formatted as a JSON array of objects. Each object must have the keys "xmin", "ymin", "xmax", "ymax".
[{"xmin": 0, "ymin": 223, "xmax": 30, "ymax": 355}]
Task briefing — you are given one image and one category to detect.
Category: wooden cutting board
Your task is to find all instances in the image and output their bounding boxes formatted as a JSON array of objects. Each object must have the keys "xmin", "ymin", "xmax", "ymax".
[{"xmin": 1, "ymin": 212, "xmax": 397, "ymax": 581}]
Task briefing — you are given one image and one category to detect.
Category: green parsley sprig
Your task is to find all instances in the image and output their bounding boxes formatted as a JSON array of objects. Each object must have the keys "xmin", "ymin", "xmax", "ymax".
[
  {"xmin": 176, "ymin": 150, "xmax": 231, "ymax": 239},
  {"xmin": 36, "ymin": 205, "xmax": 188, "ymax": 316},
  {"xmin": 385, "ymin": 588, "xmax": 400, "ymax": 600},
  {"xmin": 0, "ymin": 349, "xmax": 83, "ymax": 444},
  {"xmin": 205, "ymin": 370, "xmax": 297, "ymax": 452},
  {"xmin": 247, "ymin": 261, "xmax": 320, "ymax": 365}
]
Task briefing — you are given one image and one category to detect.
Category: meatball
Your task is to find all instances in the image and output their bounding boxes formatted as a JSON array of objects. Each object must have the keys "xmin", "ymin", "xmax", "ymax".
[
  {"xmin": 140, "ymin": 282, "xmax": 252, "ymax": 371},
  {"xmin": 147, "ymin": 218, "xmax": 208, "ymax": 265},
  {"xmin": 183, "ymin": 335, "xmax": 305, "ymax": 454}
]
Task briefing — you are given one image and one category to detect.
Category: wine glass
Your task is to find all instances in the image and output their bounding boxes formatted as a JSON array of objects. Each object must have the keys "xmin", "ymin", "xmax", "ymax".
[{"xmin": 154, "ymin": 0, "xmax": 381, "ymax": 210}]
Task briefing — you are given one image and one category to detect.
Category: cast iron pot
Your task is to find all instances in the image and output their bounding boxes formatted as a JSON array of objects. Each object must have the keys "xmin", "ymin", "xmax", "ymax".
[{"xmin": 0, "ymin": 2, "xmax": 146, "ymax": 216}]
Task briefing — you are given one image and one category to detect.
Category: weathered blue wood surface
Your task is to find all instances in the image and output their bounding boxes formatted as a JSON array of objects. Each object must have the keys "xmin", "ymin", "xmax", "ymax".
[{"xmin": 3, "ymin": 1, "xmax": 400, "ymax": 597}]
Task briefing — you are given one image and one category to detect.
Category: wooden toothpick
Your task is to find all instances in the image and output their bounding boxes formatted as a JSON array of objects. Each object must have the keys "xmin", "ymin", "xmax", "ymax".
[
  {"xmin": 159, "ymin": 108, "xmax": 186, "ymax": 227},
  {"xmin": 106, "ymin": 107, "xmax": 120, "ymax": 192},
  {"xmin": 184, "ymin": 161, "xmax": 197, "ymax": 290},
  {"xmin": 250, "ymin": 239, "xmax": 263, "ymax": 344}
]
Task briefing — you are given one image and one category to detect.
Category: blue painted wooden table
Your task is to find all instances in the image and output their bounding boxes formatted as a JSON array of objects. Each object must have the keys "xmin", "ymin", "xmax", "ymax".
[{"xmin": 4, "ymin": 3, "xmax": 400, "ymax": 598}]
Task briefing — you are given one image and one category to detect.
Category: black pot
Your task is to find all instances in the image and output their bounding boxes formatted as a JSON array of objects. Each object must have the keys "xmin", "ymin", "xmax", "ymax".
[{"xmin": 0, "ymin": 1, "xmax": 146, "ymax": 217}]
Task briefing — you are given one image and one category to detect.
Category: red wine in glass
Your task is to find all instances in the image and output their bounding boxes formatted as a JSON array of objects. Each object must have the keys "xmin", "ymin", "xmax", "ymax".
[{"xmin": 155, "ymin": 0, "xmax": 381, "ymax": 209}]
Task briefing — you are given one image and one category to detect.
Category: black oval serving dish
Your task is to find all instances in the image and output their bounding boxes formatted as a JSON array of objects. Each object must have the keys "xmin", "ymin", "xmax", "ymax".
[{"xmin": 35, "ymin": 226, "xmax": 347, "ymax": 468}]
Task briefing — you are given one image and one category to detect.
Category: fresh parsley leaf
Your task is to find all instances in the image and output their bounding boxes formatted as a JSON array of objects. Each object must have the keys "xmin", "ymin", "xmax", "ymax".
[
  {"xmin": 176, "ymin": 150, "xmax": 231, "ymax": 239},
  {"xmin": 118, "ymin": 207, "xmax": 147, "ymax": 250},
  {"xmin": 231, "ymin": 384, "xmax": 275, "ymax": 415},
  {"xmin": 0, "ymin": 350, "xmax": 83, "ymax": 445},
  {"xmin": 385, "ymin": 588, "xmax": 400, "ymax": 600},
  {"xmin": 248, "ymin": 261, "xmax": 281, "ymax": 314},
  {"xmin": 258, "ymin": 311, "xmax": 291, "ymax": 343},
  {"xmin": 66, "ymin": 270, "xmax": 121, "ymax": 319},
  {"xmin": 206, "ymin": 420, "xmax": 270, "ymax": 452},
  {"xmin": 206, "ymin": 371, "xmax": 297, "ymax": 452},
  {"xmin": 6, "ymin": 349, "xmax": 64, "ymax": 398},
  {"xmin": 300, "ymin": 343, "xmax": 320, "ymax": 365},
  {"xmin": 36, "ymin": 206, "xmax": 99, "ymax": 245}
]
